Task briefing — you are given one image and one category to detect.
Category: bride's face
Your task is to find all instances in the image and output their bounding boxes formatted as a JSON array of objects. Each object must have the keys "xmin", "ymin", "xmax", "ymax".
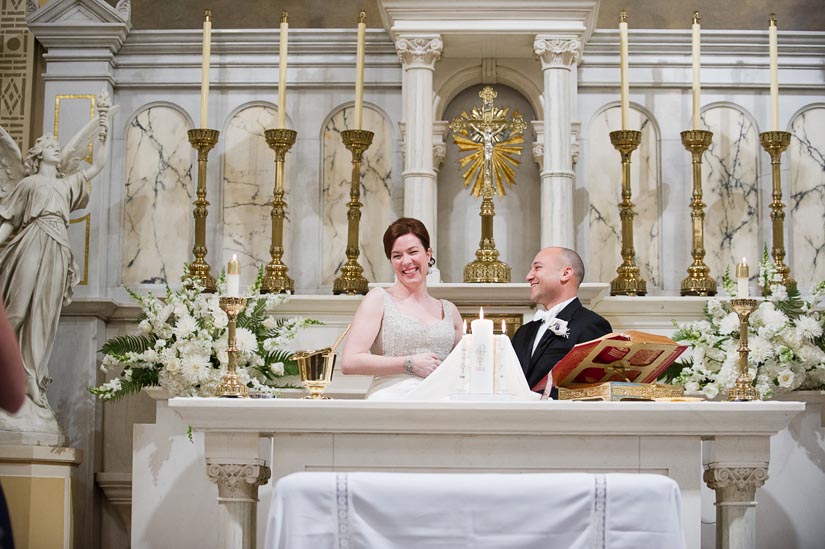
[{"xmin": 390, "ymin": 233, "xmax": 431, "ymax": 284}]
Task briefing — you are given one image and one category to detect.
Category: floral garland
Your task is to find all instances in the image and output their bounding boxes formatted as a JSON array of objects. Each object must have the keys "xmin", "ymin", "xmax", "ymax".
[
  {"xmin": 90, "ymin": 267, "xmax": 319, "ymax": 400},
  {"xmin": 667, "ymin": 249, "xmax": 825, "ymax": 399}
]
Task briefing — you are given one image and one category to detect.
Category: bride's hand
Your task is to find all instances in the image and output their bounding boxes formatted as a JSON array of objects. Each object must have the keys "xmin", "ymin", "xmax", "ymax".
[{"xmin": 410, "ymin": 353, "xmax": 441, "ymax": 378}]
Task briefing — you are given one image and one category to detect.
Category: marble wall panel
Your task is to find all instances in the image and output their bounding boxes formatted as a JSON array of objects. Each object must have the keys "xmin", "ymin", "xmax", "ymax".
[
  {"xmin": 586, "ymin": 107, "xmax": 660, "ymax": 287},
  {"xmin": 321, "ymin": 107, "xmax": 393, "ymax": 285},
  {"xmin": 222, "ymin": 105, "xmax": 292, "ymax": 287},
  {"xmin": 701, "ymin": 105, "xmax": 760, "ymax": 283},
  {"xmin": 122, "ymin": 106, "xmax": 192, "ymax": 285},
  {"xmin": 789, "ymin": 106, "xmax": 825, "ymax": 289}
]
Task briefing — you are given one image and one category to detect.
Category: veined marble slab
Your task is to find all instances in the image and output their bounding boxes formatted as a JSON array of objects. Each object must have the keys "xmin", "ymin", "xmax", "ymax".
[
  {"xmin": 321, "ymin": 107, "xmax": 393, "ymax": 286},
  {"xmin": 701, "ymin": 105, "xmax": 760, "ymax": 285},
  {"xmin": 122, "ymin": 106, "xmax": 193, "ymax": 285},
  {"xmin": 587, "ymin": 107, "xmax": 660, "ymax": 287},
  {"xmin": 789, "ymin": 106, "xmax": 825, "ymax": 290},
  {"xmin": 222, "ymin": 105, "xmax": 292, "ymax": 287}
]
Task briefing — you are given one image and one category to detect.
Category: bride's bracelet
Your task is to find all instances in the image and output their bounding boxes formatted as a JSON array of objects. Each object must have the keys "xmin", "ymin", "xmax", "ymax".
[{"xmin": 404, "ymin": 356, "xmax": 414, "ymax": 376}]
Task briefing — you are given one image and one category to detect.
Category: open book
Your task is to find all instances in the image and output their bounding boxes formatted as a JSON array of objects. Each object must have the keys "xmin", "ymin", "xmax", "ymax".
[{"xmin": 532, "ymin": 331, "xmax": 687, "ymax": 393}]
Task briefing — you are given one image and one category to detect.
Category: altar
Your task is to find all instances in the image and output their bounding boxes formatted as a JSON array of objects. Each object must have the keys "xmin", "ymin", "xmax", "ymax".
[{"xmin": 154, "ymin": 397, "xmax": 802, "ymax": 549}]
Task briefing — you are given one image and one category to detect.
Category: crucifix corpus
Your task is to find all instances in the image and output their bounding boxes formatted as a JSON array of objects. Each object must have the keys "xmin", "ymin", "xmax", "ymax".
[{"xmin": 450, "ymin": 86, "xmax": 526, "ymax": 283}]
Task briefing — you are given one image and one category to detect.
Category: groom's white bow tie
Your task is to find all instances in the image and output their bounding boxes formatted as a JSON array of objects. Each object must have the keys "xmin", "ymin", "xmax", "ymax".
[{"xmin": 533, "ymin": 310, "xmax": 553, "ymax": 323}]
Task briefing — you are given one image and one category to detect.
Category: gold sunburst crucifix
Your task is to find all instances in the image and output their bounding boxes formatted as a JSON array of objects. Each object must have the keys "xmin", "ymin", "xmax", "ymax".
[{"xmin": 449, "ymin": 86, "xmax": 526, "ymax": 197}]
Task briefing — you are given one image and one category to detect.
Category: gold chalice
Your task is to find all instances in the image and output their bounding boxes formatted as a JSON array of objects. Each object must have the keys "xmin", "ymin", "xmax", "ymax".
[{"xmin": 292, "ymin": 348, "xmax": 336, "ymax": 399}]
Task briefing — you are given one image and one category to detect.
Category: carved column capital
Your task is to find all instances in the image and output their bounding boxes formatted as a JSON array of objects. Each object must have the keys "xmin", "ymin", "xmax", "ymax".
[
  {"xmin": 396, "ymin": 35, "xmax": 443, "ymax": 69},
  {"xmin": 533, "ymin": 37, "xmax": 581, "ymax": 70},
  {"xmin": 704, "ymin": 465, "xmax": 768, "ymax": 504},
  {"xmin": 206, "ymin": 459, "xmax": 271, "ymax": 503}
]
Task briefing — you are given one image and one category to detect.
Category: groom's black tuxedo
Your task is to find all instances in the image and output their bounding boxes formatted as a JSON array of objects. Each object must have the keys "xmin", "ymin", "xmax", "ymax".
[{"xmin": 511, "ymin": 298, "xmax": 612, "ymax": 394}]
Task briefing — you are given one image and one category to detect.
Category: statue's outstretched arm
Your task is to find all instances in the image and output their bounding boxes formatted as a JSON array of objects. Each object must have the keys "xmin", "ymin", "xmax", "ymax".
[{"xmin": 81, "ymin": 120, "xmax": 111, "ymax": 182}]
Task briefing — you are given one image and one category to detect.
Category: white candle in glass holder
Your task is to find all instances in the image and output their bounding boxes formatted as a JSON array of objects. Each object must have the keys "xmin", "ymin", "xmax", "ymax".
[
  {"xmin": 227, "ymin": 254, "xmax": 240, "ymax": 297},
  {"xmin": 736, "ymin": 258, "xmax": 749, "ymax": 298}
]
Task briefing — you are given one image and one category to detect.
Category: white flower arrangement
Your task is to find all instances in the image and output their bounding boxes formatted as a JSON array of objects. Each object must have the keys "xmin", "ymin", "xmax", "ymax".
[
  {"xmin": 90, "ymin": 267, "xmax": 319, "ymax": 400},
  {"xmin": 667, "ymin": 249, "xmax": 825, "ymax": 399},
  {"xmin": 547, "ymin": 318, "xmax": 570, "ymax": 339}
]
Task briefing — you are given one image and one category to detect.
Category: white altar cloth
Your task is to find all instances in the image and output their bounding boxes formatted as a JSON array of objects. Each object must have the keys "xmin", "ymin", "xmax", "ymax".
[{"xmin": 265, "ymin": 472, "xmax": 685, "ymax": 549}]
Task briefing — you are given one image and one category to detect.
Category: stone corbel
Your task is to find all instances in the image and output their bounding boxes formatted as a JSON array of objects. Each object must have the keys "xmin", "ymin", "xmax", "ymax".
[
  {"xmin": 533, "ymin": 36, "xmax": 581, "ymax": 70},
  {"xmin": 206, "ymin": 458, "xmax": 271, "ymax": 503},
  {"xmin": 531, "ymin": 120, "xmax": 544, "ymax": 168},
  {"xmin": 433, "ymin": 121, "xmax": 449, "ymax": 171},
  {"xmin": 396, "ymin": 35, "xmax": 443, "ymax": 69}
]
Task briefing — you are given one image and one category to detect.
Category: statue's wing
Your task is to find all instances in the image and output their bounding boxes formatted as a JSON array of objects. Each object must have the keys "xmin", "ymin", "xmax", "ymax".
[
  {"xmin": 0, "ymin": 126, "xmax": 25, "ymax": 199},
  {"xmin": 59, "ymin": 104, "xmax": 119, "ymax": 174}
]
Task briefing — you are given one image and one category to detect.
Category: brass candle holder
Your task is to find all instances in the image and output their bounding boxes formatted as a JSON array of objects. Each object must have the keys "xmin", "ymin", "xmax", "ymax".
[
  {"xmin": 463, "ymin": 172, "xmax": 511, "ymax": 283},
  {"xmin": 760, "ymin": 130, "xmax": 796, "ymax": 292},
  {"xmin": 187, "ymin": 128, "xmax": 220, "ymax": 293},
  {"xmin": 216, "ymin": 296, "xmax": 249, "ymax": 398},
  {"xmin": 262, "ymin": 128, "xmax": 297, "ymax": 293},
  {"xmin": 680, "ymin": 129, "xmax": 717, "ymax": 296},
  {"xmin": 609, "ymin": 129, "xmax": 646, "ymax": 296},
  {"xmin": 332, "ymin": 129, "xmax": 374, "ymax": 295},
  {"xmin": 727, "ymin": 298, "xmax": 759, "ymax": 401}
]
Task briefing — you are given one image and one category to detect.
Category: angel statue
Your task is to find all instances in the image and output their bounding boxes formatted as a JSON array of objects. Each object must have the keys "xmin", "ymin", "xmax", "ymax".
[{"xmin": 0, "ymin": 90, "xmax": 114, "ymax": 445}]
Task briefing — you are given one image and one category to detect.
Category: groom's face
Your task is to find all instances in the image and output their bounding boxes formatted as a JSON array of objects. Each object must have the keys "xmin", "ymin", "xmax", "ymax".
[{"xmin": 526, "ymin": 249, "xmax": 564, "ymax": 307}]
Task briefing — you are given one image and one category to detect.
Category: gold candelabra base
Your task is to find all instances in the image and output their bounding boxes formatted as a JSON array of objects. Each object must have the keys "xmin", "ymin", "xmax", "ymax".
[
  {"xmin": 727, "ymin": 298, "xmax": 759, "ymax": 402},
  {"xmin": 187, "ymin": 128, "xmax": 220, "ymax": 293},
  {"xmin": 680, "ymin": 129, "xmax": 716, "ymax": 297},
  {"xmin": 262, "ymin": 128, "xmax": 297, "ymax": 294},
  {"xmin": 760, "ymin": 130, "xmax": 796, "ymax": 292},
  {"xmin": 464, "ymin": 249, "xmax": 511, "ymax": 283},
  {"xmin": 216, "ymin": 296, "xmax": 249, "ymax": 398},
  {"xmin": 332, "ymin": 129, "xmax": 374, "ymax": 295},
  {"xmin": 608, "ymin": 130, "xmax": 646, "ymax": 296},
  {"xmin": 292, "ymin": 347, "xmax": 336, "ymax": 399}
]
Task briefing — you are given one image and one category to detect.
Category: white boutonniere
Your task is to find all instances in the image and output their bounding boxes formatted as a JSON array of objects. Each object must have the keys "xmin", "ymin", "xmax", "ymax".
[{"xmin": 548, "ymin": 318, "xmax": 569, "ymax": 338}]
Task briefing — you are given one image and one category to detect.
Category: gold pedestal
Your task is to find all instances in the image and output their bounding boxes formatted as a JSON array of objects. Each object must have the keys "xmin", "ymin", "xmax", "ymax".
[
  {"xmin": 608, "ymin": 130, "xmax": 646, "ymax": 296},
  {"xmin": 262, "ymin": 128, "xmax": 297, "ymax": 294},
  {"xmin": 187, "ymin": 128, "xmax": 220, "ymax": 293},
  {"xmin": 463, "ymin": 178, "xmax": 511, "ymax": 283},
  {"xmin": 293, "ymin": 348, "xmax": 336, "ymax": 399},
  {"xmin": 760, "ymin": 131, "xmax": 796, "ymax": 292},
  {"xmin": 680, "ymin": 129, "xmax": 717, "ymax": 296},
  {"xmin": 333, "ymin": 129, "xmax": 374, "ymax": 295},
  {"xmin": 216, "ymin": 296, "xmax": 249, "ymax": 398},
  {"xmin": 728, "ymin": 298, "xmax": 759, "ymax": 401}
]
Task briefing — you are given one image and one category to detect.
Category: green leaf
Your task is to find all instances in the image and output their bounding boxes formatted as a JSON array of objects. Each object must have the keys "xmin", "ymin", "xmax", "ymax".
[{"xmin": 100, "ymin": 334, "xmax": 155, "ymax": 356}]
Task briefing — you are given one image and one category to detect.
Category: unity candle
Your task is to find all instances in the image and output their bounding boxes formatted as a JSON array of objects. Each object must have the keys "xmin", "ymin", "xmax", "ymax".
[
  {"xmin": 619, "ymin": 10, "xmax": 630, "ymax": 130},
  {"xmin": 277, "ymin": 11, "xmax": 289, "ymax": 128},
  {"xmin": 470, "ymin": 308, "xmax": 495, "ymax": 393},
  {"xmin": 736, "ymin": 258, "xmax": 749, "ymax": 298},
  {"xmin": 691, "ymin": 12, "xmax": 701, "ymax": 130},
  {"xmin": 227, "ymin": 254, "xmax": 240, "ymax": 297},
  {"xmin": 353, "ymin": 10, "xmax": 366, "ymax": 130},
  {"xmin": 199, "ymin": 10, "xmax": 212, "ymax": 128},
  {"xmin": 769, "ymin": 14, "xmax": 779, "ymax": 131}
]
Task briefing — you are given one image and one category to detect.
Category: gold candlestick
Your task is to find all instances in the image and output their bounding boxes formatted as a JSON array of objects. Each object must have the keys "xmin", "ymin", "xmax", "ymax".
[
  {"xmin": 187, "ymin": 128, "xmax": 220, "ymax": 292},
  {"xmin": 609, "ymin": 130, "xmax": 646, "ymax": 296},
  {"xmin": 680, "ymin": 129, "xmax": 716, "ymax": 296},
  {"xmin": 216, "ymin": 296, "xmax": 249, "ymax": 398},
  {"xmin": 728, "ymin": 298, "xmax": 759, "ymax": 401},
  {"xmin": 332, "ymin": 129, "xmax": 373, "ymax": 295},
  {"xmin": 262, "ymin": 128, "xmax": 297, "ymax": 293},
  {"xmin": 760, "ymin": 130, "xmax": 796, "ymax": 292}
]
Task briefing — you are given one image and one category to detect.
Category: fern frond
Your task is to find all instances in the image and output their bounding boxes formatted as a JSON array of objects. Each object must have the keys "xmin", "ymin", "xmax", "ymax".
[{"xmin": 100, "ymin": 334, "xmax": 155, "ymax": 356}]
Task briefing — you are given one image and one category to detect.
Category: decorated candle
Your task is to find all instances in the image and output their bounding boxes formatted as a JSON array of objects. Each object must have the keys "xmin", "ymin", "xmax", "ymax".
[
  {"xmin": 736, "ymin": 258, "xmax": 749, "ymax": 298},
  {"xmin": 470, "ymin": 307, "xmax": 494, "ymax": 393},
  {"xmin": 227, "ymin": 254, "xmax": 240, "ymax": 297}
]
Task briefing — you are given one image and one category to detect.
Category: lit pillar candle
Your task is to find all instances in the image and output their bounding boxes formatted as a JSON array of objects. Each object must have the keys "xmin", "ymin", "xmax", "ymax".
[
  {"xmin": 769, "ymin": 14, "xmax": 779, "ymax": 132},
  {"xmin": 619, "ymin": 10, "xmax": 630, "ymax": 130},
  {"xmin": 277, "ymin": 11, "xmax": 289, "ymax": 128},
  {"xmin": 691, "ymin": 12, "xmax": 701, "ymax": 130},
  {"xmin": 354, "ymin": 10, "xmax": 366, "ymax": 130},
  {"xmin": 736, "ymin": 258, "xmax": 749, "ymax": 298},
  {"xmin": 227, "ymin": 254, "xmax": 240, "ymax": 297},
  {"xmin": 470, "ymin": 307, "xmax": 494, "ymax": 393},
  {"xmin": 199, "ymin": 10, "xmax": 212, "ymax": 129}
]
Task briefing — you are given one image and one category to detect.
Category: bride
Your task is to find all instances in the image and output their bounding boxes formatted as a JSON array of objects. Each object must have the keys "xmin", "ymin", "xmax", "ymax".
[{"xmin": 341, "ymin": 218, "xmax": 462, "ymax": 400}]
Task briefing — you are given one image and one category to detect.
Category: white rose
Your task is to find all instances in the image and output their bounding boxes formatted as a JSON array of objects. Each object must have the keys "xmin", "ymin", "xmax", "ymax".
[
  {"xmin": 776, "ymin": 369, "xmax": 795, "ymax": 389},
  {"xmin": 263, "ymin": 317, "xmax": 278, "ymax": 331},
  {"xmin": 703, "ymin": 383, "xmax": 719, "ymax": 400},
  {"xmin": 212, "ymin": 310, "xmax": 228, "ymax": 329}
]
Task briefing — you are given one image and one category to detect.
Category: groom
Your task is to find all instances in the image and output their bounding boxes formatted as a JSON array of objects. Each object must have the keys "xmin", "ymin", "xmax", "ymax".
[{"xmin": 511, "ymin": 247, "xmax": 612, "ymax": 397}]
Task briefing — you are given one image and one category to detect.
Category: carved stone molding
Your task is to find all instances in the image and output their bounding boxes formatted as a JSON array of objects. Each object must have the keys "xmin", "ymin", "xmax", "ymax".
[
  {"xmin": 703, "ymin": 465, "xmax": 769, "ymax": 504},
  {"xmin": 206, "ymin": 459, "xmax": 271, "ymax": 503},
  {"xmin": 533, "ymin": 37, "xmax": 581, "ymax": 69},
  {"xmin": 396, "ymin": 36, "xmax": 443, "ymax": 69}
]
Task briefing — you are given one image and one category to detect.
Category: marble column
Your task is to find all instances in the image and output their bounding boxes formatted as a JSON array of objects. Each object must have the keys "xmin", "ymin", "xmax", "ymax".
[
  {"xmin": 396, "ymin": 35, "xmax": 443, "ymax": 277},
  {"xmin": 704, "ymin": 436, "xmax": 770, "ymax": 549},
  {"xmin": 204, "ymin": 435, "xmax": 271, "ymax": 549},
  {"xmin": 533, "ymin": 36, "xmax": 581, "ymax": 249}
]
